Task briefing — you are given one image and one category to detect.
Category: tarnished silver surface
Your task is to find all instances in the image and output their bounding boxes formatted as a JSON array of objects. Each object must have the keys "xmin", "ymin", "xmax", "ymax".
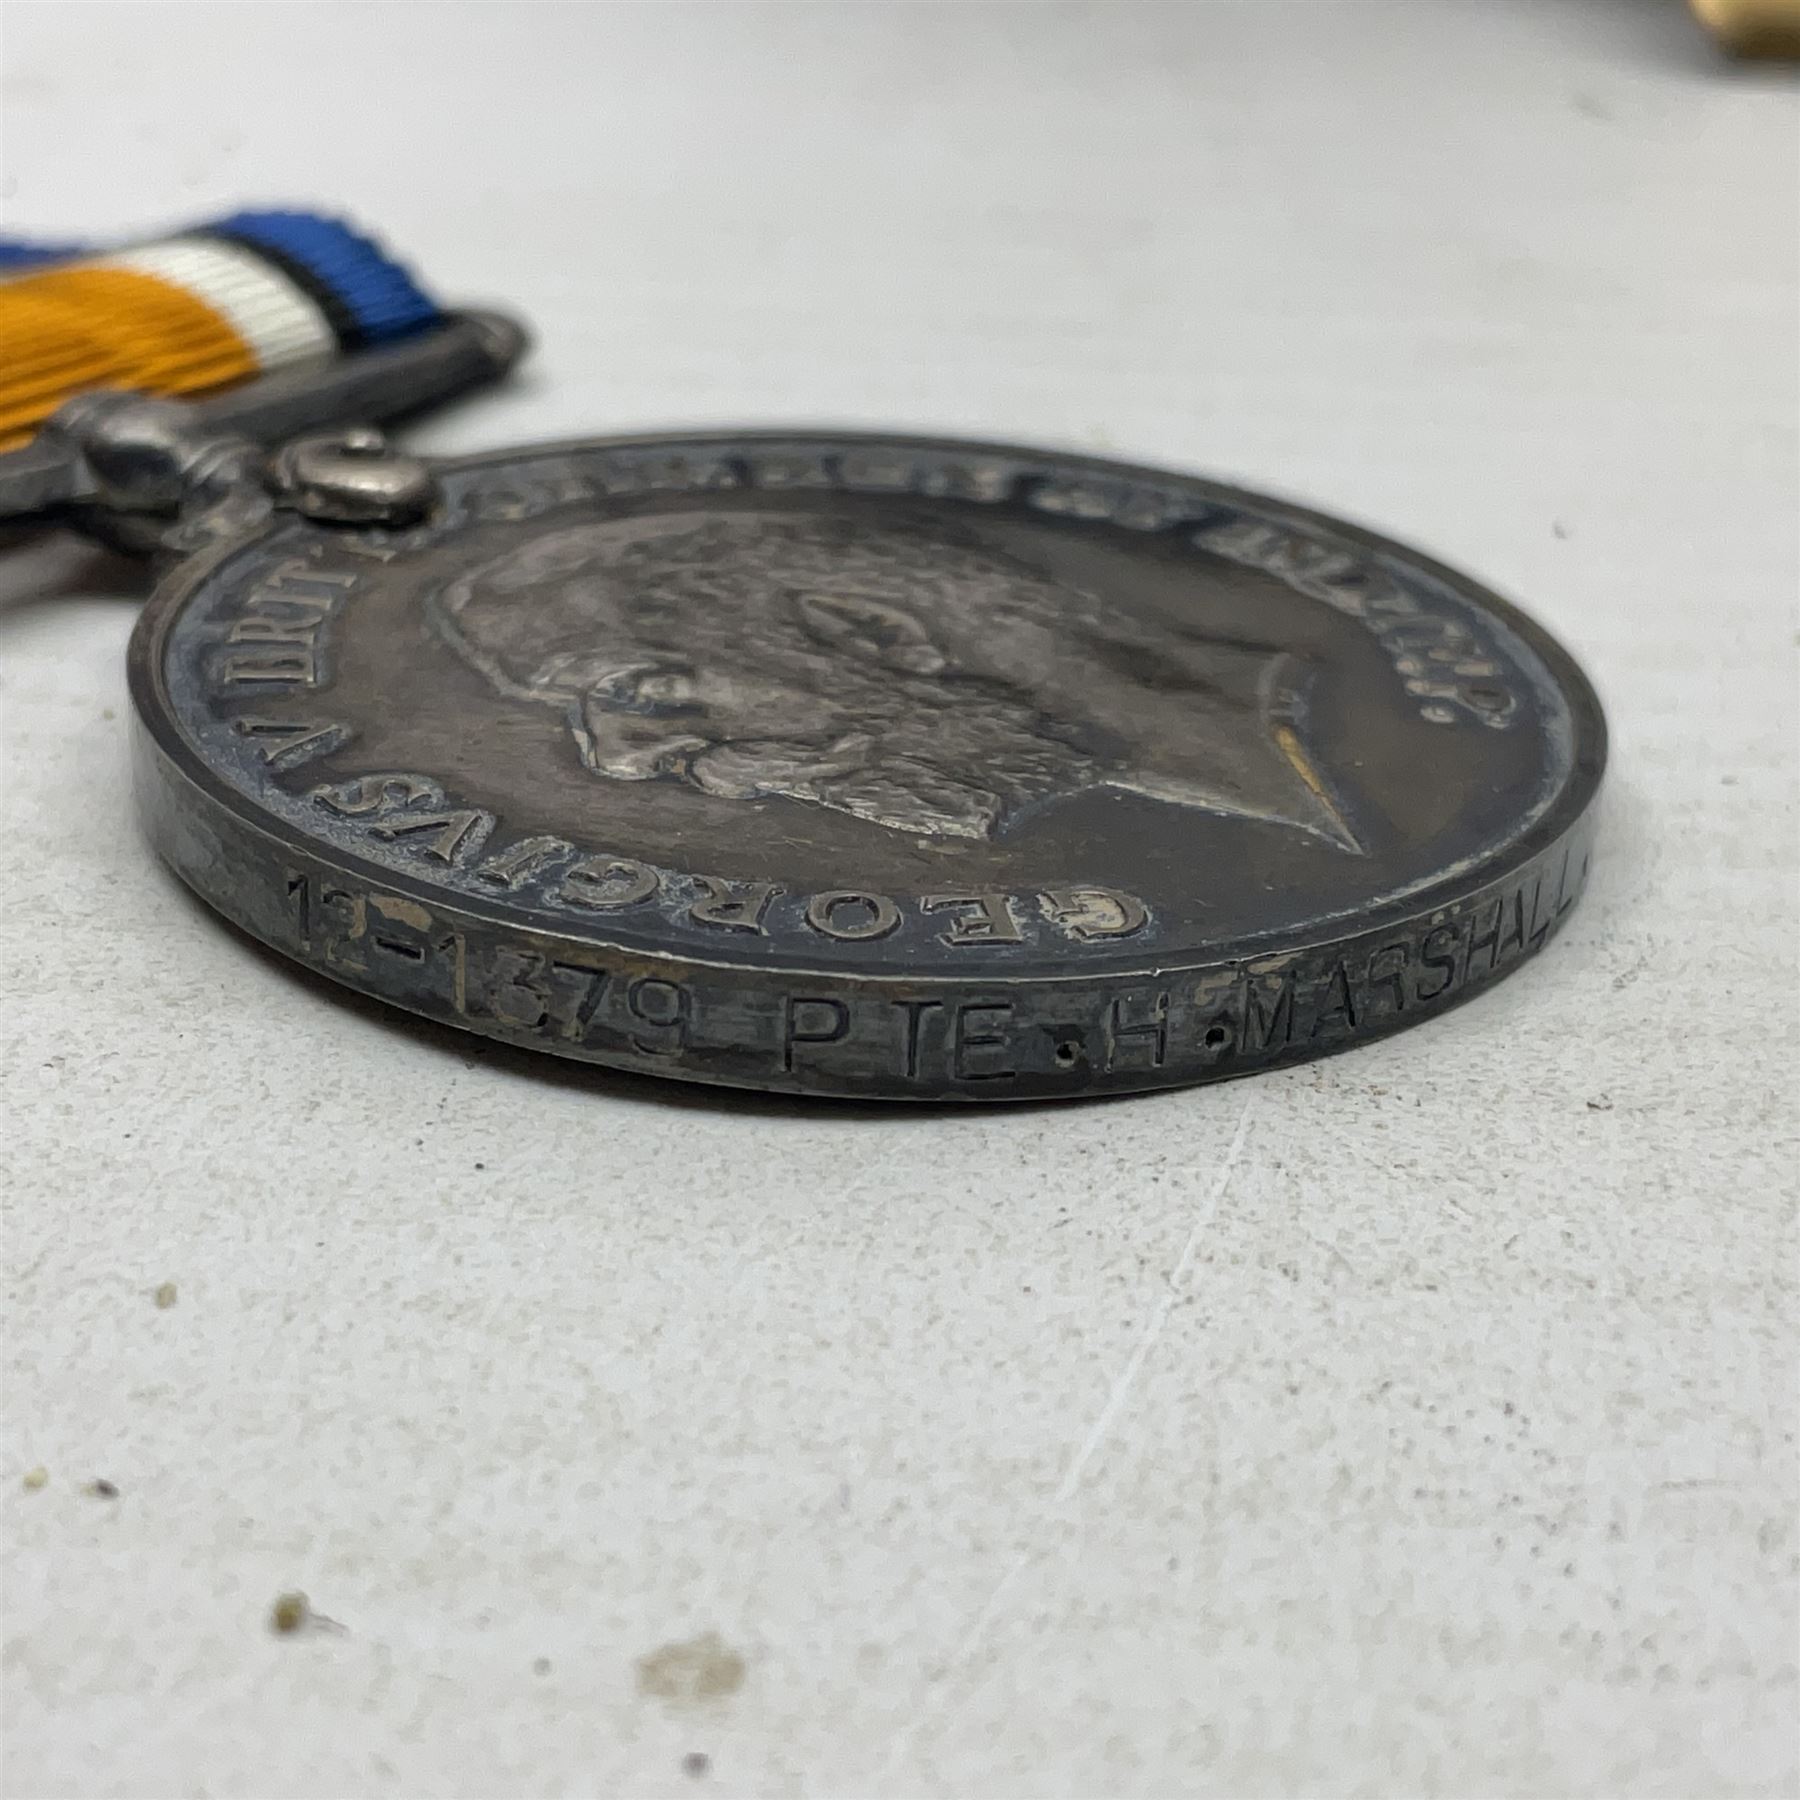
[
  {"xmin": 129, "ymin": 431, "xmax": 1605, "ymax": 1099},
  {"xmin": 269, "ymin": 427, "xmax": 439, "ymax": 526},
  {"xmin": 433, "ymin": 511, "xmax": 1361, "ymax": 847}
]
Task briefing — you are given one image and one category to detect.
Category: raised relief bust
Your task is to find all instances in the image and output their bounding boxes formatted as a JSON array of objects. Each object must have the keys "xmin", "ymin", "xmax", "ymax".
[{"xmin": 429, "ymin": 509, "xmax": 1358, "ymax": 848}]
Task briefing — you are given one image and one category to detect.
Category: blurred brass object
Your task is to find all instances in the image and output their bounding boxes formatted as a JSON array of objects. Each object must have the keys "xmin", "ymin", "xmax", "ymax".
[{"xmin": 1691, "ymin": 0, "xmax": 1800, "ymax": 56}]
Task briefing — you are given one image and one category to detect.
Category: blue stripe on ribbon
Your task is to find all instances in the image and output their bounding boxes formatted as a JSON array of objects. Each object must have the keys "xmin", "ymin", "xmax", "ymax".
[
  {"xmin": 0, "ymin": 237, "xmax": 89, "ymax": 269},
  {"xmin": 211, "ymin": 209, "xmax": 440, "ymax": 344}
]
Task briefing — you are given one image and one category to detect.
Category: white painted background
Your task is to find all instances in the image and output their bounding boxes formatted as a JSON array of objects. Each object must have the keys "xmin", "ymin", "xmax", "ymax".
[{"xmin": 2, "ymin": 4, "xmax": 1795, "ymax": 1796}]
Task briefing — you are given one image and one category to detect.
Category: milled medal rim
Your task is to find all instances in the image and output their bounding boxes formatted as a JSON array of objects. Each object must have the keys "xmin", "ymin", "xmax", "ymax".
[{"xmin": 129, "ymin": 429, "xmax": 1607, "ymax": 988}]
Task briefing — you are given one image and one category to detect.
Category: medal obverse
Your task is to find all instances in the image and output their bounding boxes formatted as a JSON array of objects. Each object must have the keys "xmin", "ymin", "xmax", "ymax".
[{"xmin": 128, "ymin": 431, "xmax": 1604, "ymax": 1100}]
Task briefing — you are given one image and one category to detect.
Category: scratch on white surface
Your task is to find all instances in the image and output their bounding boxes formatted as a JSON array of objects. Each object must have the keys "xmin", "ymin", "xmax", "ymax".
[
  {"xmin": 1053, "ymin": 1093, "xmax": 1255, "ymax": 1506},
  {"xmin": 884, "ymin": 1094, "xmax": 1256, "ymax": 1771},
  {"xmin": 1305, "ymin": 1224, "xmax": 1360, "ymax": 1280}
]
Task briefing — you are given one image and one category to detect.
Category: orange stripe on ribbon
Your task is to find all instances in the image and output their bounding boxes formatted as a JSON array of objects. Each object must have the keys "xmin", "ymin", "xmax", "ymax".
[{"xmin": 0, "ymin": 265, "xmax": 259, "ymax": 450}]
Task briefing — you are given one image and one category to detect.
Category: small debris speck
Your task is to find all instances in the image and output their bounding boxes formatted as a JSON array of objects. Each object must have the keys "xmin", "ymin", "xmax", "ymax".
[
  {"xmin": 269, "ymin": 1591, "xmax": 344, "ymax": 1635},
  {"xmin": 474, "ymin": 1161, "xmax": 486, "ymax": 1170},
  {"xmin": 637, "ymin": 1632, "xmax": 746, "ymax": 1704},
  {"xmin": 154, "ymin": 1282, "xmax": 178, "ymax": 1308},
  {"xmin": 683, "ymin": 1753, "xmax": 711, "ymax": 1778},
  {"xmin": 87, "ymin": 1479, "xmax": 120, "ymax": 1499},
  {"xmin": 533, "ymin": 1656, "xmax": 552, "ymax": 1676},
  {"xmin": 22, "ymin": 1466, "xmax": 47, "ymax": 1491},
  {"xmin": 271, "ymin": 1591, "xmax": 311, "ymax": 1634},
  {"xmin": 1586, "ymin": 1097, "xmax": 1613, "ymax": 1112}
]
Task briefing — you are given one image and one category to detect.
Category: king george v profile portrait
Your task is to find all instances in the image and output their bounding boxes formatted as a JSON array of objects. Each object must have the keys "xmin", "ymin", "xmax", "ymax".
[{"xmin": 428, "ymin": 508, "xmax": 1360, "ymax": 850}]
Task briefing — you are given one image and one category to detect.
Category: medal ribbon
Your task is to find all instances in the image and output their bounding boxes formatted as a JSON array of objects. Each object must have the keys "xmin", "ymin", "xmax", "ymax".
[{"xmin": 0, "ymin": 210, "xmax": 440, "ymax": 451}]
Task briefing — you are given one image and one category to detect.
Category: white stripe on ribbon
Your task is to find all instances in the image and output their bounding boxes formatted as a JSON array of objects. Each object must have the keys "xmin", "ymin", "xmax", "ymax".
[{"xmin": 109, "ymin": 237, "xmax": 336, "ymax": 370}]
